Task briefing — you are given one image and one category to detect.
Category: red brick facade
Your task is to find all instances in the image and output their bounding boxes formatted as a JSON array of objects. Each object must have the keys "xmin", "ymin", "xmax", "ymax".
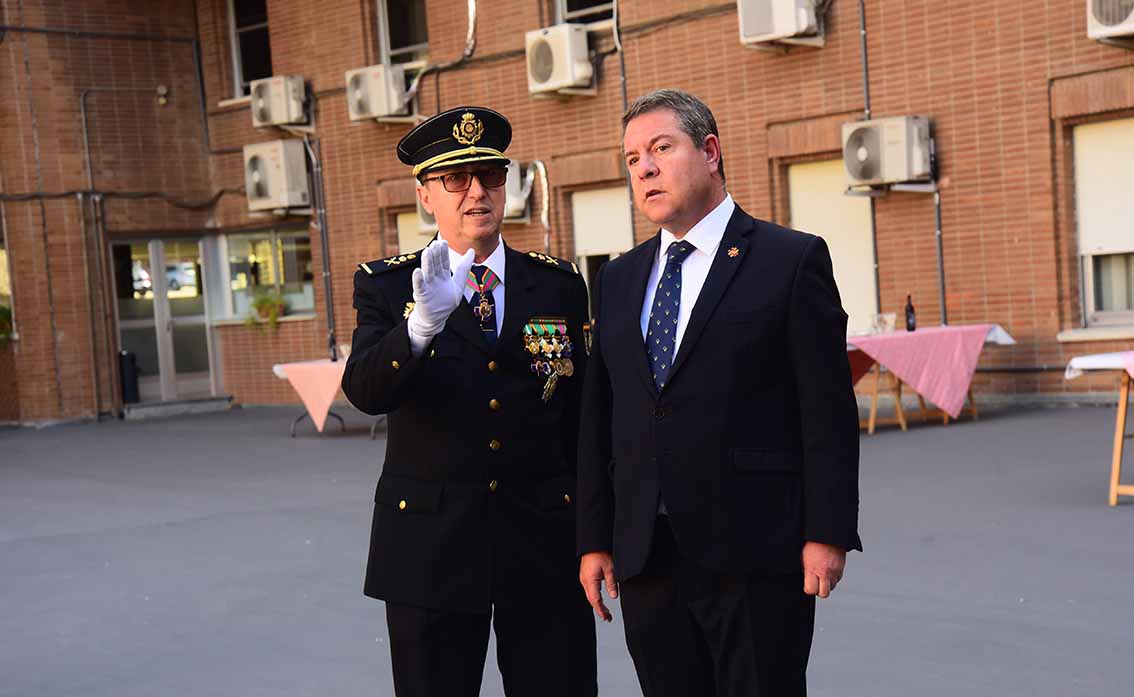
[{"xmin": 2, "ymin": 0, "xmax": 1133, "ymax": 422}]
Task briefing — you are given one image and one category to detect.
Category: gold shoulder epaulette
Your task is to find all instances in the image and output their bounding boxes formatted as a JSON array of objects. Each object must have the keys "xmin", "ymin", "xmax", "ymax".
[
  {"xmin": 359, "ymin": 251, "xmax": 421, "ymax": 276},
  {"xmin": 526, "ymin": 251, "xmax": 580, "ymax": 275}
]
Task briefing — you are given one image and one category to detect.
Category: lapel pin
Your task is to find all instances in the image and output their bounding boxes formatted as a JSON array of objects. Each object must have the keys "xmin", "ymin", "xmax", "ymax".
[{"xmin": 727, "ymin": 246, "xmax": 740, "ymax": 258}]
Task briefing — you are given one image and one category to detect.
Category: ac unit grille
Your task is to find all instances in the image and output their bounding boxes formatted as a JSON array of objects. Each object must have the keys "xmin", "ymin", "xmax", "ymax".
[
  {"xmin": 1092, "ymin": 0, "xmax": 1134, "ymax": 26},
  {"xmin": 529, "ymin": 39, "xmax": 555, "ymax": 84},
  {"xmin": 252, "ymin": 84, "xmax": 271, "ymax": 123},
  {"xmin": 246, "ymin": 156, "xmax": 268, "ymax": 199},
  {"xmin": 844, "ymin": 126, "xmax": 881, "ymax": 182}
]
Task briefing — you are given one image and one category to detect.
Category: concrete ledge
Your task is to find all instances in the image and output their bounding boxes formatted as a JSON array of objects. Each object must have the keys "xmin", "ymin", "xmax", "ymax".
[
  {"xmin": 124, "ymin": 396, "xmax": 233, "ymax": 421},
  {"xmin": 1056, "ymin": 326, "xmax": 1134, "ymax": 342}
]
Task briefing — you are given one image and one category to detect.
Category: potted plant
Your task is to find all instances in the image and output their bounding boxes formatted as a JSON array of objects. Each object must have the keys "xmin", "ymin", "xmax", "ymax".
[
  {"xmin": 0, "ymin": 305, "xmax": 11, "ymax": 349},
  {"xmin": 245, "ymin": 290, "xmax": 287, "ymax": 331}
]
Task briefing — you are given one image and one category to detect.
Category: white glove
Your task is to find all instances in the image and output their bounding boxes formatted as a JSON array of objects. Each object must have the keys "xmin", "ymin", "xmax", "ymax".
[{"xmin": 407, "ymin": 239, "xmax": 475, "ymax": 340}]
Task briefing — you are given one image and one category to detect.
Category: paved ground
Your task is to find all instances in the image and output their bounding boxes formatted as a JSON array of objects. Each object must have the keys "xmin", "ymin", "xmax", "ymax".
[{"xmin": 2, "ymin": 403, "xmax": 1133, "ymax": 696}]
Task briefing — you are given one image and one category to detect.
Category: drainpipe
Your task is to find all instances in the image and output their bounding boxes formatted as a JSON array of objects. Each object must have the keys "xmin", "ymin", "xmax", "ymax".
[{"xmin": 857, "ymin": 0, "xmax": 881, "ymax": 316}]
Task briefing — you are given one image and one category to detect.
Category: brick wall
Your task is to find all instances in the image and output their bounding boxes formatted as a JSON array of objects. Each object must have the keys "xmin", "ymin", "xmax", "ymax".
[
  {"xmin": 0, "ymin": 344, "xmax": 17, "ymax": 422},
  {"xmin": 1, "ymin": 0, "xmax": 212, "ymax": 422},
  {"xmin": 215, "ymin": 318, "xmax": 330, "ymax": 405},
  {"xmin": 4, "ymin": 0, "xmax": 1134, "ymax": 421}
]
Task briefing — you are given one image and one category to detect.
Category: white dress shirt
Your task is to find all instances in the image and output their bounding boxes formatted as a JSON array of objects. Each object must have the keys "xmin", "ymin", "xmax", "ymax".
[
  {"xmin": 408, "ymin": 239, "xmax": 506, "ymax": 356},
  {"xmin": 639, "ymin": 194, "xmax": 735, "ymax": 351}
]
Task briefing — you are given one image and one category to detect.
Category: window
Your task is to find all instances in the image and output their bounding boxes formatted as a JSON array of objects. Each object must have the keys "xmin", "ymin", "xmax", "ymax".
[
  {"xmin": 228, "ymin": 0, "xmax": 273, "ymax": 97},
  {"xmin": 1093, "ymin": 253, "xmax": 1134, "ymax": 314},
  {"xmin": 378, "ymin": 0, "xmax": 429, "ymax": 65},
  {"xmin": 0, "ymin": 237, "xmax": 10, "ymax": 309},
  {"xmin": 223, "ymin": 231, "xmax": 314, "ymax": 319},
  {"xmin": 1073, "ymin": 118, "xmax": 1134, "ymax": 327},
  {"xmin": 0, "ymin": 237, "xmax": 10, "ymax": 342},
  {"xmin": 557, "ymin": 0, "xmax": 614, "ymax": 24}
]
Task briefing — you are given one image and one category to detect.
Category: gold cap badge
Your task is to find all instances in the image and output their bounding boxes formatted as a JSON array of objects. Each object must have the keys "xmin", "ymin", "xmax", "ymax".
[{"xmin": 453, "ymin": 112, "xmax": 484, "ymax": 145}]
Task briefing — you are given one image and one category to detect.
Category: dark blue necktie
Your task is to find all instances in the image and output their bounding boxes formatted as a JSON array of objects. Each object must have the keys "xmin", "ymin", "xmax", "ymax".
[
  {"xmin": 646, "ymin": 241, "xmax": 695, "ymax": 390},
  {"xmin": 469, "ymin": 264, "xmax": 498, "ymax": 345}
]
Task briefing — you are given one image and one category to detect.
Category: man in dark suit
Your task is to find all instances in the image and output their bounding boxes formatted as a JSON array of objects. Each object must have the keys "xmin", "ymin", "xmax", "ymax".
[
  {"xmin": 342, "ymin": 106, "xmax": 596, "ymax": 697},
  {"xmin": 577, "ymin": 89, "xmax": 862, "ymax": 696}
]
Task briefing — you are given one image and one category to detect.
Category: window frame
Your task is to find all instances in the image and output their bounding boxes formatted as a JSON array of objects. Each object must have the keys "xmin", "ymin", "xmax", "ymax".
[
  {"xmin": 376, "ymin": 0, "xmax": 430, "ymax": 67},
  {"xmin": 218, "ymin": 229, "xmax": 316, "ymax": 320},
  {"xmin": 555, "ymin": 0, "xmax": 614, "ymax": 27},
  {"xmin": 1081, "ymin": 252, "xmax": 1134, "ymax": 328},
  {"xmin": 227, "ymin": 0, "xmax": 272, "ymax": 98}
]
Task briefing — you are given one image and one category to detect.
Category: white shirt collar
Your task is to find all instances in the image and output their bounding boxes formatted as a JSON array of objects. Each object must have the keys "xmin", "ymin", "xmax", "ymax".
[
  {"xmin": 659, "ymin": 193, "xmax": 735, "ymax": 258},
  {"xmin": 447, "ymin": 237, "xmax": 506, "ymax": 285}
]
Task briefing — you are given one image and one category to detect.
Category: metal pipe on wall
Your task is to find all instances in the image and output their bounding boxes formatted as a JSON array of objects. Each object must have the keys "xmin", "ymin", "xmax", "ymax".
[
  {"xmin": 934, "ymin": 189, "xmax": 948, "ymax": 325},
  {"xmin": 856, "ymin": 0, "xmax": 882, "ymax": 316},
  {"xmin": 303, "ymin": 136, "xmax": 338, "ymax": 361},
  {"xmin": 77, "ymin": 192, "xmax": 103, "ymax": 419}
]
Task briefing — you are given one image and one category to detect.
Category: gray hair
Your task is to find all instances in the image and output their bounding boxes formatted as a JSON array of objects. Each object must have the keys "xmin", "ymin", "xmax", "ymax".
[{"xmin": 621, "ymin": 89, "xmax": 725, "ymax": 184}]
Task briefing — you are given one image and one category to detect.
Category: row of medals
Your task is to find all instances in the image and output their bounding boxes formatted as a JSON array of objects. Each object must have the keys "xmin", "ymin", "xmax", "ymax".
[{"xmin": 524, "ymin": 331, "xmax": 574, "ymax": 403}]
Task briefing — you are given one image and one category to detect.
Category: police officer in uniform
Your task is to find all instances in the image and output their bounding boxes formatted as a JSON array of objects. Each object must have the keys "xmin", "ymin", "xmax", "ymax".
[{"xmin": 342, "ymin": 106, "xmax": 597, "ymax": 697}]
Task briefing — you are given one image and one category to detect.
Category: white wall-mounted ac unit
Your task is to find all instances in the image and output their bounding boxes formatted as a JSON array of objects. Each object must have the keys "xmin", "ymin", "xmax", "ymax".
[
  {"xmin": 503, "ymin": 160, "xmax": 534, "ymax": 221},
  {"xmin": 415, "ymin": 188, "xmax": 439, "ymax": 233},
  {"xmin": 737, "ymin": 0, "xmax": 822, "ymax": 47},
  {"xmin": 345, "ymin": 64, "xmax": 407, "ymax": 120},
  {"xmin": 841, "ymin": 116, "xmax": 932, "ymax": 187},
  {"xmin": 525, "ymin": 24, "xmax": 594, "ymax": 94},
  {"xmin": 249, "ymin": 76, "xmax": 307, "ymax": 127},
  {"xmin": 1087, "ymin": 0, "xmax": 1134, "ymax": 42},
  {"xmin": 243, "ymin": 140, "xmax": 310, "ymax": 211}
]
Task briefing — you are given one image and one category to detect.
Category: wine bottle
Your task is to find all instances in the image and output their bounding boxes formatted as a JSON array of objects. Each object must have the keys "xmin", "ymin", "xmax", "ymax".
[{"xmin": 905, "ymin": 294, "xmax": 916, "ymax": 332}]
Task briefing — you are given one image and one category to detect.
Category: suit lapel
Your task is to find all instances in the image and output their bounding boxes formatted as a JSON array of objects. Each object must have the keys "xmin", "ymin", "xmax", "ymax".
[
  {"xmin": 496, "ymin": 246, "xmax": 537, "ymax": 349},
  {"xmin": 624, "ymin": 235, "xmax": 662, "ymax": 397},
  {"xmin": 666, "ymin": 206, "xmax": 754, "ymax": 384}
]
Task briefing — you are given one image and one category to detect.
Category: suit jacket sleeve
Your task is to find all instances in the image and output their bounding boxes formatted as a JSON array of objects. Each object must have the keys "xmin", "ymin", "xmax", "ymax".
[
  {"xmin": 576, "ymin": 264, "xmax": 614, "ymax": 556},
  {"xmin": 341, "ymin": 269, "xmax": 428, "ymax": 415},
  {"xmin": 789, "ymin": 236, "xmax": 863, "ymax": 552}
]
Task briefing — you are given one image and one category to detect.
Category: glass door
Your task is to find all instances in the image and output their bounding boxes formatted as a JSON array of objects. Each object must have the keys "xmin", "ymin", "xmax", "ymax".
[{"xmin": 112, "ymin": 239, "xmax": 215, "ymax": 403}]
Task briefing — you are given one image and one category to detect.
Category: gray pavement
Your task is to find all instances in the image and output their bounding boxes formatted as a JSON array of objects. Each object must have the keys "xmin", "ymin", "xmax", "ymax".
[{"xmin": 2, "ymin": 403, "xmax": 1132, "ymax": 696}]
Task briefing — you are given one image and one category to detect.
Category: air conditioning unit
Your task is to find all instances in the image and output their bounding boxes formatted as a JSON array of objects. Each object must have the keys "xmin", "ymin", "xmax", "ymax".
[
  {"xmin": 525, "ymin": 24, "xmax": 594, "ymax": 94},
  {"xmin": 842, "ymin": 116, "xmax": 932, "ymax": 187},
  {"xmin": 249, "ymin": 76, "xmax": 307, "ymax": 127},
  {"xmin": 243, "ymin": 140, "xmax": 310, "ymax": 211},
  {"xmin": 345, "ymin": 64, "xmax": 407, "ymax": 120},
  {"xmin": 1087, "ymin": 0, "xmax": 1134, "ymax": 41},
  {"xmin": 737, "ymin": 0, "xmax": 822, "ymax": 47},
  {"xmin": 504, "ymin": 160, "xmax": 534, "ymax": 221},
  {"xmin": 415, "ymin": 189, "xmax": 438, "ymax": 233}
]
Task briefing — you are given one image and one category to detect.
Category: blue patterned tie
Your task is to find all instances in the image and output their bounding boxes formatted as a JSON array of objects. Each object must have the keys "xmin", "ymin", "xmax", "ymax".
[
  {"xmin": 469, "ymin": 264, "xmax": 498, "ymax": 345},
  {"xmin": 646, "ymin": 241, "xmax": 695, "ymax": 390}
]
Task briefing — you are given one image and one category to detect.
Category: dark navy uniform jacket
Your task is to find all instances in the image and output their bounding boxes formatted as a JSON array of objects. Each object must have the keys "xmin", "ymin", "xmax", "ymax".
[{"xmin": 343, "ymin": 244, "xmax": 589, "ymax": 613}]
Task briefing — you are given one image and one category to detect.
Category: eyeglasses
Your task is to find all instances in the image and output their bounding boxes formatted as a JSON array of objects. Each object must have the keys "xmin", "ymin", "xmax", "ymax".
[{"xmin": 422, "ymin": 168, "xmax": 508, "ymax": 193}]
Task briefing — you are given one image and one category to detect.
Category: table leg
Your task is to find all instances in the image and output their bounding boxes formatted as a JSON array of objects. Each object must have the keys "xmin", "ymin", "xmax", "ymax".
[
  {"xmin": 894, "ymin": 378, "xmax": 908, "ymax": 432},
  {"xmin": 290, "ymin": 411, "xmax": 310, "ymax": 438},
  {"xmin": 327, "ymin": 410, "xmax": 346, "ymax": 433},
  {"xmin": 868, "ymin": 362, "xmax": 881, "ymax": 435},
  {"xmin": 370, "ymin": 415, "xmax": 387, "ymax": 441},
  {"xmin": 917, "ymin": 394, "xmax": 930, "ymax": 423},
  {"xmin": 968, "ymin": 389, "xmax": 979, "ymax": 421},
  {"xmin": 1110, "ymin": 373, "xmax": 1131, "ymax": 507}
]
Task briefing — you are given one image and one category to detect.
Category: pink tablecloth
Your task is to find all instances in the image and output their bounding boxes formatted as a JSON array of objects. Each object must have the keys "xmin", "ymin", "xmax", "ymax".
[
  {"xmin": 272, "ymin": 359, "xmax": 347, "ymax": 432},
  {"xmin": 848, "ymin": 324, "xmax": 1014, "ymax": 419}
]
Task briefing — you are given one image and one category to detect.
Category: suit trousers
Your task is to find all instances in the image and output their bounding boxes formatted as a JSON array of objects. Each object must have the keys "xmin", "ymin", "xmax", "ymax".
[
  {"xmin": 620, "ymin": 517, "xmax": 816, "ymax": 697},
  {"xmin": 386, "ymin": 593, "xmax": 597, "ymax": 697}
]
